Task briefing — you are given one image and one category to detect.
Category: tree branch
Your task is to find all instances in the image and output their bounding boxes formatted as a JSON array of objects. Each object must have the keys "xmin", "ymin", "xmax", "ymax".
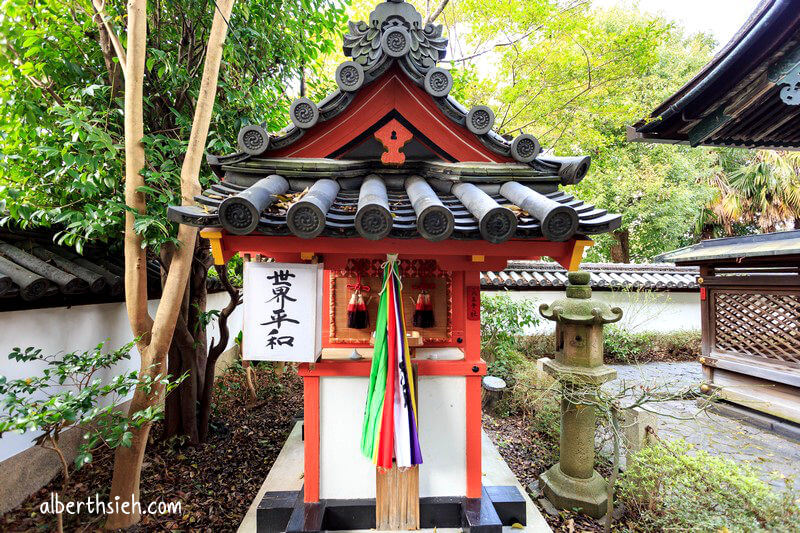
[
  {"xmin": 122, "ymin": 0, "xmax": 153, "ymax": 347},
  {"xmin": 426, "ymin": 0, "xmax": 449, "ymax": 24},
  {"xmin": 149, "ymin": 0, "xmax": 236, "ymax": 356},
  {"xmin": 91, "ymin": 0, "xmax": 127, "ymax": 74}
]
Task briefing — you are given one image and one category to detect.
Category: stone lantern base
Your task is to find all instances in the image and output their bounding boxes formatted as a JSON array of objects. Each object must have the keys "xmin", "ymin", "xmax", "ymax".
[{"xmin": 539, "ymin": 463, "xmax": 608, "ymax": 518}]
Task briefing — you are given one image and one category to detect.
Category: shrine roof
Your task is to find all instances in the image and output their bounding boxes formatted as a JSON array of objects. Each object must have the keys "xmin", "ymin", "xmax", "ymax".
[
  {"xmin": 167, "ymin": 171, "xmax": 620, "ymax": 243},
  {"xmin": 206, "ymin": 0, "xmax": 585, "ymax": 168},
  {"xmin": 171, "ymin": 0, "xmax": 622, "ymax": 245}
]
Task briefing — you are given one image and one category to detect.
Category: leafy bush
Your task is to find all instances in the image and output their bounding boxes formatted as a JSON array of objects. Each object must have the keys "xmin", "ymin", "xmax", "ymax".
[
  {"xmin": 0, "ymin": 341, "xmax": 183, "ymax": 531},
  {"xmin": 618, "ymin": 439, "xmax": 800, "ymax": 532},
  {"xmin": 515, "ymin": 329, "xmax": 701, "ymax": 364},
  {"xmin": 603, "ymin": 326, "xmax": 643, "ymax": 363},
  {"xmin": 481, "ymin": 292, "xmax": 540, "ymax": 383},
  {"xmin": 514, "ymin": 333, "xmax": 555, "ymax": 359},
  {"xmin": 603, "ymin": 328, "xmax": 701, "ymax": 364},
  {"xmin": 0, "ymin": 342, "xmax": 176, "ymax": 466},
  {"xmin": 496, "ymin": 358, "xmax": 561, "ymax": 441}
]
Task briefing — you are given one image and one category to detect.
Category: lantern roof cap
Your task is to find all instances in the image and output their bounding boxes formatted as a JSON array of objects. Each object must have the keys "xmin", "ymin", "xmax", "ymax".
[{"xmin": 539, "ymin": 271, "xmax": 624, "ymax": 325}]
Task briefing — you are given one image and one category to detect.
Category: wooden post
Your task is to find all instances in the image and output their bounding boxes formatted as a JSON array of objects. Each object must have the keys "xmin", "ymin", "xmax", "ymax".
[
  {"xmin": 376, "ymin": 363, "xmax": 420, "ymax": 529},
  {"xmin": 376, "ymin": 465, "xmax": 420, "ymax": 530}
]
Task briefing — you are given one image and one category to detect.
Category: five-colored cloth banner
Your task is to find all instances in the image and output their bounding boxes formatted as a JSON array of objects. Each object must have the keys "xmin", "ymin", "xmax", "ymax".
[{"xmin": 361, "ymin": 259, "xmax": 423, "ymax": 469}]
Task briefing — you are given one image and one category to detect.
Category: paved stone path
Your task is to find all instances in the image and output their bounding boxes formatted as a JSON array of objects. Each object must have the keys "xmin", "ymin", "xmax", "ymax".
[{"xmin": 603, "ymin": 362, "xmax": 800, "ymax": 492}]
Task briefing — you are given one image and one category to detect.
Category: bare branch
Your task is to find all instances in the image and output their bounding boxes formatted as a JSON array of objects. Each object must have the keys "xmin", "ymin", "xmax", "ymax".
[
  {"xmin": 91, "ymin": 0, "xmax": 127, "ymax": 74},
  {"xmin": 426, "ymin": 0, "xmax": 450, "ymax": 24}
]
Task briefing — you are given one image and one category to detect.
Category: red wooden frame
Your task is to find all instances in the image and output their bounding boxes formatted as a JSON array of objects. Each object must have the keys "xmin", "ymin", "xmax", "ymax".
[
  {"xmin": 213, "ymin": 234, "xmax": 583, "ymax": 271},
  {"xmin": 303, "ymin": 376, "xmax": 320, "ymax": 503},
  {"xmin": 297, "ymin": 269, "xmax": 486, "ymax": 502}
]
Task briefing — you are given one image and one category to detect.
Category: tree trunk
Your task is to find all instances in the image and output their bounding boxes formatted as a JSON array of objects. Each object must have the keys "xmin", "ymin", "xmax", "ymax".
[
  {"xmin": 106, "ymin": 0, "xmax": 236, "ymax": 528},
  {"xmin": 121, "ymin": 0, "xmax": 153, "ymax": 350},
  {"xmin": 243, "ymin": 359, "xmax": 258, "ymax": 403},
  {"xmin": 93, "ymin": 7, "xmax": 124, "ymax": 99},
  {"xmin": 199, "ymin": 262, "xmax": 241, "ymax": 442},
  {"xmin": 609, "ymin": 229, "xmax": 630, "ymax": 263},
  {"xmin": 161, "ymin": 241, "xmax": 211, "ymax": 445},
  {"xmin": 104, "ymin": 379, "xmax": 154, "ymax": 529}
]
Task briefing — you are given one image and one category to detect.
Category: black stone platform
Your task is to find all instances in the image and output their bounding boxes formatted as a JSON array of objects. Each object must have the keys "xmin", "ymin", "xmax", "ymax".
[{"xmin": 257, "ymin": 485, "xmax": 526, "ymax": 532}]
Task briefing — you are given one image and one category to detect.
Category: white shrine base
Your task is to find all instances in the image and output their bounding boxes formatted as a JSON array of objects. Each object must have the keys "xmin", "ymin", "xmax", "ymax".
[{"xmin": 237, "ymin": 421, "xmax": 551, "ymax": 532}]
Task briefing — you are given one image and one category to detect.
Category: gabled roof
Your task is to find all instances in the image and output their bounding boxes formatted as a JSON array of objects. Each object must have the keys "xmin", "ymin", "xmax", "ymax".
[
  {"xmin": 172, "ymin": 0, "xmax": 622, "ymax": 245},
  {"xmin": 656, "ymin": 229, "xmax": 800, "ymax": 265},
  {"xmin": 629, "ymin": 0, "xmax": 800, "ymax": 149},
  {"xmin": 212, "ymin": 0, "xmax": 576, "ymax": 167},
  {"xmin": 481, "ymin": 261, "xmax": 699, "ymax": 291}
]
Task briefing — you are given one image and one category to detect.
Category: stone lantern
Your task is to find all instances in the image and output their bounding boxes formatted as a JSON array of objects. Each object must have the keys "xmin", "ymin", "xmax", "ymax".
[{"xmin": 538, "ymin": 271, "xmax": 622, "ymax": 518}]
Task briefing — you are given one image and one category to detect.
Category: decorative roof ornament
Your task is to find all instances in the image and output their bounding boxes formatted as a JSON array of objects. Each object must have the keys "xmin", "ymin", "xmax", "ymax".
[
  {"xmin": 225, "ymin": 0, "xmax": 592, "ymax": 177},
  {"xmin": 778, "ymin": 62, "xmax": 800, "ymax": 106},
  {"xmin": 343, "ymin": 0, "xmax": 448, "ymax": 77},
  {"xmin": 290, "ymin": 97, "xmax": 320, "ymax": 129},
  {"xmin": 237, "ymin": 125, "xmax": 270, "ymax": 155}
]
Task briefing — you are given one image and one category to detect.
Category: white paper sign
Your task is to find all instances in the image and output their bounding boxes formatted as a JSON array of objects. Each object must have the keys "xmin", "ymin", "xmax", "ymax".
[{"xmin": 242, "ymin": 262, "xmax": 323, "ymax": 362}]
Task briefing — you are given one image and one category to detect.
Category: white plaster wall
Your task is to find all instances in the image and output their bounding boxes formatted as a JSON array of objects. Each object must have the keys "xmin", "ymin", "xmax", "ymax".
[
  {"xmin": 487, "ymin": 290, "xmax": 701, "ymax": 334},
  {"xmin": 0, "ymin": 292, "xmax": 242, "ymax": 463},
  {"xmin": 319, "ymin": 376, "xmax": 375, "ymax": 499},
  {"xmin": 319, "ymin": 375, "xmax": 466, "ymax": 499},
  {"xmin": 417, "ymin": 376, "xmax": 466, "ymax": 497}
]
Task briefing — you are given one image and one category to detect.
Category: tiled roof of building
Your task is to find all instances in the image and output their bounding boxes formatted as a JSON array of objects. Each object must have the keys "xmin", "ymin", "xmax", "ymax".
[
  {"xmin": 217, "ymin": 0, "xmax": 557, "ymax": 165},
  {"xmin": 656, "ymin": 230, "xmax": 800, "ymax": 265},
  {"xmin": 169, "ymin": 160, "xmax": 620, "ymax": 243},
  {"xmin": 0, "ymin": 227, "xmax": 227, "ymax": 311},
  {"xmin": 629, "ymin": 0, "xmax": 800, "ymax": 149},
  {"xmin": 169, "ymin": 1, "xmax": 621, "ymax": 245},
  {"xmin": 0, "ymin": 229, "xmax": 151, "ymax": 309},
  {"xmin": 481, "ymin": 261, "xmax": 699, "ymax": 291}
]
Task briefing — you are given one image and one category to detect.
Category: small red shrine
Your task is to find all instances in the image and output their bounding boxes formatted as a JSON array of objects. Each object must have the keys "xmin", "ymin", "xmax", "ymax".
[{"xmin": 169, "ymin": 1, "xmax": 620, "ymax": 530}]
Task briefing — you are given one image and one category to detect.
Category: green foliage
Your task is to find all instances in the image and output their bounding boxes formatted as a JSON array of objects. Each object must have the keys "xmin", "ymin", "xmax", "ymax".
[
  {"xmin": 699, "ymin": 149, "xmax": 800, "ymax": 237},
  {"xmin": 619, "ymin": 439, "xmax": 800, "ymax": 532},
  {"xmin": 511, "ymin": 362, "xmax": 561, "ymax": 440},
  {"xmin": 602, "ymin": 326, "xmax": 643, "ymax": 363},
  {"xmin": 0, "ymin": 341, "xmax": 183, "ymax": 469},
  {"xmin": 603, "ymin": 327, "xmax": 700, "ymax": 364},
  {"xmin": 481, "ymin": 292, "xmax": 540, "ymax": 382},
  {"xmin": 436, "ymin": 0, "xmax": 726, "ymax": 261},
  {"xmin": 515, "ymin": 328, "xmax": 700, "ymax": 364},
  {"xmin": 0, "ymin": 0, "xmax": 346, "ymax": 252}
]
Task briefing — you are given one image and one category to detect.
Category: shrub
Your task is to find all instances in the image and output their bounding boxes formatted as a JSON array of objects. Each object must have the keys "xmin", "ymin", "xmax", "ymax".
[
  {"xmin": 514, "ymin": 329, "xmax": 701, "ymax": 364},
  {"xmin": 500, "ymin": 359, "xmax": 561, "ymax": 441},
  {"xmin": 603, "ymin": 326, "xmax": 643, "ymax": 363},
  {"xmin": 603, "ymin": 328, "xmax": 701, "ymax": 364},
  {"xmin": 481, "ymin": 292, "xmax": 540, "ymax": 383},
  {"xmin": 0, "ymin": 342, "xmax": 183, "ymax": 533},
  {"xmin": 514, "ymin": 333, "xmax": 555, "ymax": 359},
  {"xmin": 618, "ymin": 439, "xmax": 800, "ymax": 532}
]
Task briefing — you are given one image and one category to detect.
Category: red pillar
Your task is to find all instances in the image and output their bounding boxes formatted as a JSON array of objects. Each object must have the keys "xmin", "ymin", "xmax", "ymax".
[
  {"xmin": 304, "ymin": 376, "xmax": 320, "ymax": 502},
  {"xmin": 464, "ymin": 270, "xmax": 483, "ymax": 498}
]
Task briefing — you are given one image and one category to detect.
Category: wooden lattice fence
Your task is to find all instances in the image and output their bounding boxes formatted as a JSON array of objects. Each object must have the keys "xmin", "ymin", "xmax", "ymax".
[
  {"xmin": 711, "ymin": 289, "xmax": 800, "ymax": 366},
  {"xmin": 693, "ymin": 263, "xmax": 800, "ymax": 424}
]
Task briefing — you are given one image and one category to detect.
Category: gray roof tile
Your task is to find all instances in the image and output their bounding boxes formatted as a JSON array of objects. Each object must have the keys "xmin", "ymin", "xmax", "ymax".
[{"xmin": 481, "ymin": 261, "xmax": 699, "ymax": 291}]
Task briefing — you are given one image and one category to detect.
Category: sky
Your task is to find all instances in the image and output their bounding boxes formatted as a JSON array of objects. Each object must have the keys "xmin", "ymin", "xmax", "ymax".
[{"xmin": 594, "ymin": 0, "xmax": 762, "ymax": 48}]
